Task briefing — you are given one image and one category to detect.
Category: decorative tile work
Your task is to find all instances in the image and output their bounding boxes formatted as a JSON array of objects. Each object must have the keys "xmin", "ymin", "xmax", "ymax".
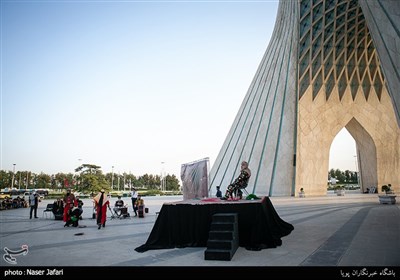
[{"xmin": 298, "ymin": 0, "xmax": 385, "ymax": 101}]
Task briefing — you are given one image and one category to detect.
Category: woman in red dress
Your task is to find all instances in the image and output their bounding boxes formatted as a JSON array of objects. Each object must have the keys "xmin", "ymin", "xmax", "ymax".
[
  {"xmin": 93, "ymin": 189, "xmax": 109, "ymax": 230},
  {"xmin": 63, "ymin": 188, "xmax": 77, "ymax": 223}
]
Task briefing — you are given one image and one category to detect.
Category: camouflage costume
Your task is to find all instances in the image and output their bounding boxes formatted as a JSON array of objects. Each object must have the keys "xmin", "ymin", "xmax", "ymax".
[{"xmin": 224, "ymin": 170, "xmax": 250, "ymax": 199}]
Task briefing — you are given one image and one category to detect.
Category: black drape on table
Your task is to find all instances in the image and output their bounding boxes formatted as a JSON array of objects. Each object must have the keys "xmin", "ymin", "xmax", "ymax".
[{"xmin": 135, "ymin": 197, "xmax": 294, "ymax": 252}]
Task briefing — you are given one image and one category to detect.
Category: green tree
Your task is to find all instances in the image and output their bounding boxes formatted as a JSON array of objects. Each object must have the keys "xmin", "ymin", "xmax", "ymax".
[
  {"xmin": 351, "ymin": 171, "xmax": 358, "ymax": 183},
  {"xmin": 75, "ymin": 164, "xmax": 108, "ymax": 194},
  {"xmin": 329, "ymin": 169, "xmax": 335, "ymax": 180},
  {"xmin": 36, "ymin": 173, "xmax": 51, "ymax": 189},
  {"xmin": 1, "ymin": 167, "xmax": 183, "ymax": 194},
  {"xmin": 344, "ymin": 170, "xmax": 351, "ymax": 183},
  {"xmin": 54, "ymin": 173, "xmax": 73, "ymax": 189},
  {"xmin": 121, "ymin": 173, "xmax": 138, "ymax": 190},
  {"xmin": 140, "ymin": 174, "xmax": 151, "ymax": 189},
  {"xmin": 333, "ymin": 169, "xmax": 345, "ymax": 183},
  {"xmin": 15, "ymin": 171, "xmax": 32, "ymax": 189},
  {"xmin": 0, "ymin": 170, "xmax": 12, "ymax": 189},
  {"xmin": 165, "ymin": 174, "xmax": 180, "ymax": 191}
]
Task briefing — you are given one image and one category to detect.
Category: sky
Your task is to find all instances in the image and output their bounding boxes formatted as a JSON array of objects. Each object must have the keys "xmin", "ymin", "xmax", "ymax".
[{"xmin": 1, "ymin": 0, "xmax": 358, "ymax": 179}]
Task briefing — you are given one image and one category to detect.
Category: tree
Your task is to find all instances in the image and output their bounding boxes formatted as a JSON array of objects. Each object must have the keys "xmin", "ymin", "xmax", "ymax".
[
  {"xmin": 75, "ymin": 164, "xmax": 108, "ymax": 194},
  {"xmin": 165, "ymin": 174, "xmax": 180, "ymax": 191},
  {"xmin": 351, "ymin": 171, "xmax": 358, "ymax": 183},
  {"xmin": 54, "ymin": 173, "xmax": 74, "ymax": 189},
  {"xmin": 36, "ymin": 173, "xmax": 51, "ymax": 189},
  {"xmin": 140, "ymin": 174, "xmax": 151, "ymax": 189},
  {"xmin": 329, "ymin": 169, "xmax": 335, "ymax": 180},
  {"xmin": 0, "ymin": 166, "xmax": 182, "ymax": 193},
  {"xmin": 0, "ymin": 170, "xmax": 12, "ymax": 189},
  {"xmin": 333, "ymin": 169, "xmax": 345, "ymax": 183}
]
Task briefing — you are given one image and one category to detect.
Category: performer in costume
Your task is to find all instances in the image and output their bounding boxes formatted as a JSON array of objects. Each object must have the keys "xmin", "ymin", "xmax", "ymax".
[
  {"xmin": 221, "ymin": 161, "xmax": 251, "ymax": 200},
  {"xmin": 135, "ymin": 195, "xmax": 145, "ymax": 217},
  {"xmin": 93, "ymin": 189, "xmax": 109, "ymax": 229},
  {"xmin": 63, "ymin": 188, "xmax": 77, "ymax": 222},
  {"xmin": 64, "ymin": 206, "xmax": 83, "ymax": 227}
]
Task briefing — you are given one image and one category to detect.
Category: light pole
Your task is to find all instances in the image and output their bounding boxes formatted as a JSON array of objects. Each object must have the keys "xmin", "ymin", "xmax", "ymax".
[
  {"xmin": 111, "ymin": 166, "xmax": 114, "ymax": 190},
  {"xmin": 123, "ymin": 173, "xmax": 126, "ymax": 190},
  {"xmin": 161, "ymin": 162, "xmax": 165, "ymax": 191},
  {"xmin": 76, "ymin": 159, "xmax": 83, "ymax": 187},
  {"xmin": 11, "ymin": 164, "xmax": 16, "ymax": 189},
  {"xmin": 117, "ymin": 172, "xmax": 120, "ymax": 191},
  {"xmin": 354, "ymin": 155, "xmax": 359, "ymax": 187},
  {"xmin": 26, "ymin": 172, "xmax": 29, "ymax": 190}
]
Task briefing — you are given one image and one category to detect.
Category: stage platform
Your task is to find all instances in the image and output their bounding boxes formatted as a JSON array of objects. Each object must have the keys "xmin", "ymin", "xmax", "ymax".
[{"xmin": 135, "ymin": 196, "xmax": 294, "ymax": 252}]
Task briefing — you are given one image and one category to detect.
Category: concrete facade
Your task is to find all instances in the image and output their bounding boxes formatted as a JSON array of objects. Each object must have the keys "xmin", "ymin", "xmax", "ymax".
[{"xmin": 209, "ymin": 0, "xmax": 400, "ymax": 197}]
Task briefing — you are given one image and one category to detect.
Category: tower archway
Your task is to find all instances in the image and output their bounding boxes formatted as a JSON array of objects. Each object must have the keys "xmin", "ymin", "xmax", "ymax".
[
  {"xmin": 329, "ymin": 118, "xmax": 378, "ymax": 193},
  {"xmin": 328, "ymin": 128, "xmax": 357, "ymax": 188}
]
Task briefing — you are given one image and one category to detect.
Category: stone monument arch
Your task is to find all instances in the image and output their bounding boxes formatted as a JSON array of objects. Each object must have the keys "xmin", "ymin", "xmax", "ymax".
[{"xmin": 209, "ymin": 0, "xmax": 400, "ymax": 196}]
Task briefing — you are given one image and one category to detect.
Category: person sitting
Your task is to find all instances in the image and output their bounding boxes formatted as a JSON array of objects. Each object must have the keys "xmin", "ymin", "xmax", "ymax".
[
  {"xmin": 216, "ymin": 186, "xmax": 222, "ymax": 198},
  {"xmin": 64, "ymin": 205, "xmax": 83, "ymax": 227},
  {"xmin": 53, "ymin": 198, "xmax": 64, "ymax": 220},
  {"xmin": 221, "ymin": 161, "xmax": 251, "ymax": 201},
  {"xmin": 114, "ymin": 196, "xmax": 125, "ymax": 217},
  {"xmin": 76, "ymin": 196, "xmax": 84, "ymax": 220},
  {"xmin": 135, "ymin": 195, "xmax": 146, "ymax": 217}
]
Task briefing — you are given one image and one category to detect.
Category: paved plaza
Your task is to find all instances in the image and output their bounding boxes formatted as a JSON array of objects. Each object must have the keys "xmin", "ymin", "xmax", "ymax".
[{"xmin": 0, "ymin": 193, "xmax": 399, "ymax": 272}]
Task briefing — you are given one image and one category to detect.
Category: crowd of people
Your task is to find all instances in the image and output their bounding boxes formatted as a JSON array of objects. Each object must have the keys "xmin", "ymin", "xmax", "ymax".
[
  {"xmin": 1, "ymin": 196, "xmax": 28, "ymax": 210},
  {"xmin": 1, "ymin": 184, "xmax": 154, "ymax": 230},
  {"xmin": 17, "ymin": 159, "xmax": 250, "ymax": 226},
  {"xmin": 2, "ymin": 187, "xmax": 148, "ymax": 229},
  {"xmin": 17, "ymin": 160, "xmax": 250, "ymax": 228}
]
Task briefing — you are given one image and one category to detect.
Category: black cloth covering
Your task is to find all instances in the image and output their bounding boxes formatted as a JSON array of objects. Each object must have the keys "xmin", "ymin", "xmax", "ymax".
[{"xmin": 135, "ymin": 197, "xmax": 294, "ymax": 252}]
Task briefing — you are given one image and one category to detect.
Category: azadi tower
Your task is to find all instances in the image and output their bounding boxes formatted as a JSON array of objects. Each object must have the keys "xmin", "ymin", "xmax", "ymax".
[{"xmin": 209, "ymin": 0, "xmax": 400, "ymax": 196}]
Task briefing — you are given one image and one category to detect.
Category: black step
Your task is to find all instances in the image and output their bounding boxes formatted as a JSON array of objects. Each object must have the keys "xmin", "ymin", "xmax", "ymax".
[
  {"xmin": 206, "ymin": 239, "xmax": 234, "ymax": 250},
  {"xmin": 204, "ymin": 249, "xmax": 233, "ymax": 261},
  {"xmin": 204, "ymin": 213, "xmax": 239, "ymax": 261},
  {"xmin": 208, "ymin": 231, "xmax": 234, "ymax": 240},
  {"xmin": 212, "ymin": 213, "xmax": 238, "ymax": 223},
  {"xmin": 210, "ymin": 222, "xmax": 235, "ymax": 231}
]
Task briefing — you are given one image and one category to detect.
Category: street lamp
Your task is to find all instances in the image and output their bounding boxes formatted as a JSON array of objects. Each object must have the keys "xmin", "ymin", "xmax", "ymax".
[
  {"xmin": 11, "ymin": 164, "xmax": 16, "ymax": 189},
  {"xmin": 117, "ymin": 172, "xmax": 120, "ymax": 191},
  {"xmin": 111, "ymin": 166, "xmax": 114, "ymax": 190},
  {"xmin": 75, "ymin": 159, "xmax": 83, "ymax": 187},
  {"xmin": 161, "ymin": 162, "xmax": 165, "ymax": 191},
  {"xmin": 26, "ymin": 172, "xmax": 29, "ymax": 189},
  {"xmin": 354, "ymin": 155, "xmax": 359, "ymax": 186}
]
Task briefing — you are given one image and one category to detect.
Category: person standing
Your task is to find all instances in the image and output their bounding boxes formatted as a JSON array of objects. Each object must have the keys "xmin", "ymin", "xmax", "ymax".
[
  {"xmin": 130, "ymin": 187, "xmax": 138, "ymax": 217},
  {"xmin": 29, "ymin": 192, "xmax": 39, "ymax": 219},
  {"xmin": 93, "ymin": 189, "xmax": 109, "ymax": 229},
  {"xmin": 63, "ymin": 188, "xmax": 77, "ymax": 222}
]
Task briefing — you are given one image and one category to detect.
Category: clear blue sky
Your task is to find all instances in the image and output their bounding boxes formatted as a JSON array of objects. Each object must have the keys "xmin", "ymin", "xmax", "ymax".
[{"xmin": 1, "ymin": 0, "xmax": 357, "ymax": 178}]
